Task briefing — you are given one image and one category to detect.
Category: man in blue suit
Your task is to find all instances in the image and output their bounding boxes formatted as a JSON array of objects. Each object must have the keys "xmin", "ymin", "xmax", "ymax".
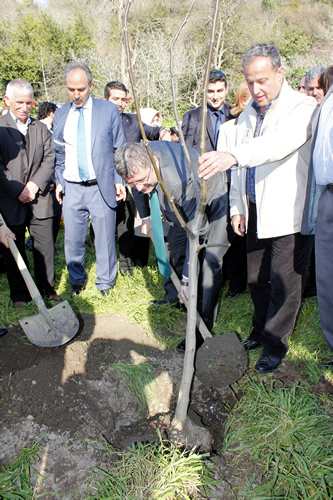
[{"xmin": 53, "ymin": 62, "xmax": 126, "ymax": 296}]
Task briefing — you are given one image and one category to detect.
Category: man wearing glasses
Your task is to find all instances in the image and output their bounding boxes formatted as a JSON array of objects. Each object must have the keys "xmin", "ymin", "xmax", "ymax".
[
  {"xmin": 114, "ymin": 141, "xmax": 230, "ymax": 352},
  {"xmin": 181, "ymin": 70, "xmax": 233, "ymax": 152}
]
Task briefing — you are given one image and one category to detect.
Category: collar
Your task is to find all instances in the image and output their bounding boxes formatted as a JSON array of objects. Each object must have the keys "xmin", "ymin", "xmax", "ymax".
[
  {"xmin": 70, "ymin": 95, "xmax": 93, "ymax": 114},
  {"xmin": 9, "ymin": 110, "xmax": 31, "ymax": 128},
  {"xmin": 207, "ymin": 103, "xmax": 225, "ymax": 115},
  {"xmin": 251, "ymin": 91, "xmax": 280, "ymax": 116}
]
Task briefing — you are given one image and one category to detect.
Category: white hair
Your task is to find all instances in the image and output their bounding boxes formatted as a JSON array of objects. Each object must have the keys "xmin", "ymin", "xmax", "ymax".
[{"xmin": 6, "ymin": 79, "xmax": 33, "ymax": 99}]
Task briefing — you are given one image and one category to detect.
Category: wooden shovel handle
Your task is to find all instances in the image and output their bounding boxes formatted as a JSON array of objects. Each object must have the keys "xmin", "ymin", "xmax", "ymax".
[{"xmin": 0, "ymin": 214, "xmax": 41, "ymax": 302}]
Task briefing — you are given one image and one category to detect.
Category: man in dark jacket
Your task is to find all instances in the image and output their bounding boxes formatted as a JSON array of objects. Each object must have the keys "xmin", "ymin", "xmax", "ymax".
[
  {"xmin": 0, "ymin": 79, "xmax": 61, "ymax": 307},
  {"xmin": 181, "ymin": 70, "xmax": 233, "ymax": 152},
  {"xmin": 104, "ymin": 81, "xmax": 171, "ymax": 274}
]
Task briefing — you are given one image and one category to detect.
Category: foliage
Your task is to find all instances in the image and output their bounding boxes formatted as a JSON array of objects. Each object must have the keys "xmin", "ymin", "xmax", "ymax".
[
  {"xmin": 278, "ymin": 28, "xmax": 313, "ymax": 60},
  {"xmin": 85, "ymin": 430, "xmax": 216, "ymax": 499},
  {"xmin": 0, "ymin": 11, "xmax": 93, "ymax": 99},
  {"xmin": 1, "ymin": 0, "xmax": 332, "ymax": 119},
  {"xmin": 222, "ymin": 380, "xmax": 333, "ymax": 497},
  {"xmin": 0, "ymin": 435, "xmax": 44, "ymax": 499}
]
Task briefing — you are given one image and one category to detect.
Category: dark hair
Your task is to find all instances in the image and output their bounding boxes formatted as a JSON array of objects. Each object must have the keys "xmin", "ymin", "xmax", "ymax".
[
  {"xmin": 64, "ymin": 61, "xmax": 92, "ymax": 84},
  {"xmin": 170, "ymin": 126, "xmax": 179, "ymax": 137},
  {"xmin": 114, "ymin": 143, "xmax": 150, "ymax": 178},
  {"xmin": 318, "ymin": 65, "xmax": 333, "ymax": 95},
  {"xmin": 209, "ymin": 70, "xmax": 228, "ymax": 86},
  {"xmin": 38, "ymin": 102, "xmax": 57, "ymax": 120},
  {"xmin": 104, "ymin": 81, "xmax": 128, "ymax": 99},
  {"xmin": 243, "ymin": 43, "xmax": 281, "ymax": 71}
]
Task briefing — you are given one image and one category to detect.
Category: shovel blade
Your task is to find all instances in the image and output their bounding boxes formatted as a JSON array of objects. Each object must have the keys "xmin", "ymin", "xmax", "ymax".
[{"xmin": 19, "ymin": 300, "xmax": 79, "ymax": 347}]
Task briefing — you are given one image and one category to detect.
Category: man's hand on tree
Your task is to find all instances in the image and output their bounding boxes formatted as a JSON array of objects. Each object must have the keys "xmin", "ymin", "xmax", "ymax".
[{"xmin": 198, "ymin": 151, "xmax": 237, "ymax": 180}]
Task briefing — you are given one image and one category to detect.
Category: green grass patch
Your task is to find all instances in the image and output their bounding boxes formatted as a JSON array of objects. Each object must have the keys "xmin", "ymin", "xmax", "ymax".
[
  {"xmin": 85, "ymin": 430, "xmax": 217, "ymax": 499},
  {"xmin": 222, "ymin": 380, "xmax": 333, "ymax": 498},
  {"xmin": 113, "ymin": 361, "xmax": 160, "ymax": 414},
  {"xmin": 0, "ymin": 435, "xmax": 45, "ymax": 499}
]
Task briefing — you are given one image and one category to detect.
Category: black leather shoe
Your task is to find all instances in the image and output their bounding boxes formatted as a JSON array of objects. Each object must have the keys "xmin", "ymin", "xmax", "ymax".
[
  {"xmin": 255, "ymin": 346, "xmax": 288, "ymax": 374},
  {"xmin": 225, "ymin": 287, "xmax": 246, "ymax": 298},
  {"xmin": 176, "ymin": 335, "xmax": 204, "ymax": 353},
  {"xmin": 150, "ymin": 299, "xmax": 185, "ymax": 311},
  {"xmin": 243, "ymin": 338, "xmax": 263, "ymax": 351},
  {"xmin": 0, "ymin": 328, "xmax": 7, "ymax": 337},
  {"xmin": 100, "ymin": 288, "xmax": 111, "ymax": 297},
  {"xmin": 176, "ymin": 339, "xmax": 186, "ymax": 352},
  {"xmin": 70, "ymin": 285, "xmax": 83, "ymax": 297}
]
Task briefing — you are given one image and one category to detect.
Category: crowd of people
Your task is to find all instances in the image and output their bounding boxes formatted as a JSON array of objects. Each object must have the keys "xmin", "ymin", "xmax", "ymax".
[{"xmin": 0, "ymin": 42, "xmax": 332, "ymax": 374}]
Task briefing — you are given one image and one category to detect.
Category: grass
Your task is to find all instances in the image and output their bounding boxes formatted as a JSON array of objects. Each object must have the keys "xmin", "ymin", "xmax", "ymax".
[
  {"xmin": 1, "ymin": 227, "xmax": 332, "ymax": 498},
  {"xmin": 112, "ymin": 361, "xmax": 160, "ymax": 414},
  {"xmin": 85, "ymin": 430, "xmax": 217, "ymax": 499},
  {"xmin": 222, "ymin": 380, "xmax": 333, "ymax": 498},
  {"xmin": 0, "ymin": 435, "xmax": 45, "ymax": 499}
]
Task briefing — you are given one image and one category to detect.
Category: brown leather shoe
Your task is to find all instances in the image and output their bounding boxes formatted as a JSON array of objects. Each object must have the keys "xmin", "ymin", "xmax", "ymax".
[
  {"xmin": 46, "ymin": 294, "xmax": 63, "ymax": 303},
  {"xmin": 13, "ymin": 301, "xmax": 27, "ymax": 309}
]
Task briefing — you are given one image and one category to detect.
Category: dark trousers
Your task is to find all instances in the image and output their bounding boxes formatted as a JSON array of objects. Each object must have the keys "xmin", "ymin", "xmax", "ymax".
[
  {"xmin": 247, "ymin": 201, "xmax": 312, "ymax": 348},
  {"xmin": 315, "ymin": 187, "xmax": 333, "ymax": 350},
  {"xmin": 116, "ymin": 191, "xmax": 150, "ymax": 273},
  {"xmin": 163, "ymin": 217, "xmax": 228, "ymax": 333},
  {"xmin": 1, "ymin": 210, "xmax": 55, "ymax": 302},
  {"xmin": 163, "ymin": 223, "xmax": 187, "ymax": 303}
]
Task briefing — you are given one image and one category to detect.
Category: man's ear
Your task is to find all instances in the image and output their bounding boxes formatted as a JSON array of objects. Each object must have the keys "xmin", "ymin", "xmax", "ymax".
[
  {"xmin": 277, "ymin": 66, "xmax": 285, "ymax": 81},
  {"xmin": 3, "ymin": 95, "xmax": 10, "ymax": 107},
  {"xmin": 126, "ymin": 97, "xmax": 133, "ymax": 105}
]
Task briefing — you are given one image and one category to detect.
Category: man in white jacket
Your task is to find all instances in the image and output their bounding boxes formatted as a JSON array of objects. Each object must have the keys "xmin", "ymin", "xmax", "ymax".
[{"xmin": 198, "ymin": 43, "xmax": 317, "ymax": 373}]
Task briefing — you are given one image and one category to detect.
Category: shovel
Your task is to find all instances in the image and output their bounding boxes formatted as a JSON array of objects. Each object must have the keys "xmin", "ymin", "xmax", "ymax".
[{"xmin": 0, "ymin": 215, "xmax": 79, "ymax": 347}]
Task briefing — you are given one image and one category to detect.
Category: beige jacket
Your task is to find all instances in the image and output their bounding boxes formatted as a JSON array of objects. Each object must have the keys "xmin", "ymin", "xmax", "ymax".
[{"xmin": 219, "ymin": 79, "xmax": 317, "ymax": 239}]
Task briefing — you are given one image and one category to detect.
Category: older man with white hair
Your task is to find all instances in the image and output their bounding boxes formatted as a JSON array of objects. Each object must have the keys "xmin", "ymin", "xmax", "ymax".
[{"xmin": 0, "ymin": 78, "xmax": 60, "ymax": 308}]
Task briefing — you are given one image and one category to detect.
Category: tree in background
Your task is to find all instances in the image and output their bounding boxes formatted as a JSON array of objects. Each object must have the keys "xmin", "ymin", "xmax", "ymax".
[{"xmin": 0, "ymin": 0, "xmax": 332, "ymax": 118}]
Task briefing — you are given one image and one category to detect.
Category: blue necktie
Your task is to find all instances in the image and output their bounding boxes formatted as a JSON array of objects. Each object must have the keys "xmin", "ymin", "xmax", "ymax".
[
  {"xmin": 214, "ymin": 111, "xmax": 223, "ymax": 149},
  {"xmin": 150, "ymin": 189, "xmax": 172, "ymax": 279},
  {"xmin": 77, "ymin": 107, "xmax": 89, "ymax": 182}
]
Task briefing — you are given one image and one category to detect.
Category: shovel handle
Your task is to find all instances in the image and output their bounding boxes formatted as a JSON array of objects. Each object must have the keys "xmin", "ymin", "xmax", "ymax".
[
  {"xmin": 0, "ymin": 214, "xmax": 45, "ymax": 303},
  {"xmin": 148, "ymin": 228, "xmax": 212, "ymax": 339}
]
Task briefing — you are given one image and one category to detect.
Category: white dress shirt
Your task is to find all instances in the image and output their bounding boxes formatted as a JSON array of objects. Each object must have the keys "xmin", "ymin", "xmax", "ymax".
[
  {"xmin": 63, "ymin": 95, "xmax": 96, "ymax": 182},
  {"xmin": 10, "ymin": 111, "xmax": 31, "ymax": 135}
]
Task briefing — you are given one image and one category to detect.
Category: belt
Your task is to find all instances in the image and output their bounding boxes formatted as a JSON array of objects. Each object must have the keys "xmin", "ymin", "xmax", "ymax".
[
  {"xmin": 67, "ymin": 179, "xmax": 98, "ymax": 187},
  {"xmin": 328, "ymin": 184, "xmax": 333, "ymax": 192}
]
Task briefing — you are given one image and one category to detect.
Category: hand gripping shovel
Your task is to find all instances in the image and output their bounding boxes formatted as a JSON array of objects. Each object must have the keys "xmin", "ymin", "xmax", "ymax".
[{"xmin": 0, "ymin": 216, "xmax": 79, "ymax": 347}]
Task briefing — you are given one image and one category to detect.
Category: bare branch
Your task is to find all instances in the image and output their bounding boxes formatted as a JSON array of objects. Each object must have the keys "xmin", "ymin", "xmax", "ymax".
[
  {"xmin": 123, "ymin": 0, "xmax": 192, "ymax": 236},
  {"xmin": 169, "ymin": 0, "xmax": 195, "ymax": 171}
]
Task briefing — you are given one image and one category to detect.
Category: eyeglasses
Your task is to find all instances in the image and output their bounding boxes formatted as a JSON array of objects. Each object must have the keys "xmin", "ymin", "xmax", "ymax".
[{"xmin": 126, "ymin": 164, "xmax": 152, "ymax": 188}]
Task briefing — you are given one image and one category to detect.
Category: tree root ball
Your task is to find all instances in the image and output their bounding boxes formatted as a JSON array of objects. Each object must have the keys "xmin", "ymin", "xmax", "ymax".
[
  {"xmin": 195, "ymin": 332, "xmax": 247, "ymax": 389},
  {"xmin": 169, "ymin": 416, "xmax": 212, "ymax": 451}
]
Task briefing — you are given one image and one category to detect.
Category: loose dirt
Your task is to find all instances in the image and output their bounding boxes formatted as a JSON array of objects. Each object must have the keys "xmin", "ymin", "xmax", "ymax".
[{"xmin": 0, "ymin": 313, "xmax": 331, "ymax": 498}]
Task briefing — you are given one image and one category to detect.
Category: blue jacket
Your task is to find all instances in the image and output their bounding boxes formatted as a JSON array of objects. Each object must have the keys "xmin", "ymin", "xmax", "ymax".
[{"xmin": 53, "ymin": 98, "xmax": 125, "ymax": 209}]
